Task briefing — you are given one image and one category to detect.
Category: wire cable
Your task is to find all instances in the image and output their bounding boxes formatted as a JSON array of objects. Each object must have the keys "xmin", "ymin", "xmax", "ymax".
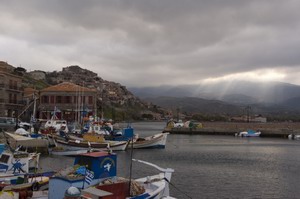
[{"xmin": 164, "ymin": 177, "xmax": 193, "ymax": 199}]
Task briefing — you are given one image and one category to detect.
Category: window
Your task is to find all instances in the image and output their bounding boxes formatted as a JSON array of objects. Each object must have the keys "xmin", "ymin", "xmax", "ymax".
[
  {"xmin": 42, "ymin": 96, "xmax": 49, "ymax": 103},
  {"xmin": 14, "ymin": 94, "xmax": 17, "ymax": 104},
  {"xmin": 88, "ymin": 96, "xmax": 93, "ymax": 104},
  {"xmin": 56, "ymin": 96, "xmax": 62, "ymax": 103},
  {"xmin": 9, "ymin": 80, "xmax": 13, "ymax": 89},
  {"xmin": 0, "ymin": 154, "xmax": 10, "ymax": 163},
  {"xmin": 65, "ymin": 96, "xmax": 71, "ymax": 103},
  {"xmin": 14, "ymin": 81, "xmax": 17, "ymax": 90},
  {"xmin": 74, "ymin": 96, "xmax": 77, "ymax": 103},
  {"xmin": 50, "ymin": 96, "xmax": 55, "ymax": 104}
]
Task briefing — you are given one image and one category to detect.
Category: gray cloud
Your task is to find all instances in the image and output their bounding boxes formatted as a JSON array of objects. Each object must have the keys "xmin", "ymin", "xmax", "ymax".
[{"xmin": 1, "ymin": 0, "xmax": 300, "ymax": 87}]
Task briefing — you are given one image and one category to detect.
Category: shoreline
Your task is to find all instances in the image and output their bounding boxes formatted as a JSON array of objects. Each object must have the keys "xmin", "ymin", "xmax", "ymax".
[{"xmin": 163, "ymin": 122, "xmax": 300, "ymax": 138}]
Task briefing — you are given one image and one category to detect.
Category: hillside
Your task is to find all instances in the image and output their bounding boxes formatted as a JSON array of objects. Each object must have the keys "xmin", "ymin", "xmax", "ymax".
[
  {"xmin": 130, "ymin": 81, "xmax": 300, "ymax": 120},
  {"xmin": 12, "ymin": 64, "xmax": 300, "ymax": 121},
  {"xmin": 20, "ymin": 65, "xmax": 164, "ymax": 121}
]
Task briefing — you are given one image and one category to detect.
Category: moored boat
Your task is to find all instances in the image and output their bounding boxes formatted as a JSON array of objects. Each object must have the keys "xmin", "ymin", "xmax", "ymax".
[
  {"xmin": 49, "ymin": 146, "xmax": 104, "ymax": 156},
  {"xmin": 0, "ymin": 145, "xmax": 55, "ymax": 196},
  {"xmin": 288, "ymin": 134, "xmax": 300, "ymax": 140},
  {"xmin": 104, "ymin": 125, "xmax": 169, "ymax": 149},
  {"xmin": 50, "ymin": 133, "xmax": 128, "ymax": 151},
  {"xmin": 235, "ymin": 129, "xmax": 261, "ymax": 137},
  {"xmin": 130, "ymin": 132, "xmax": 169, "ymax": 149},
  {"xmin": 47, "ymin": 151, "xmax": 175, "ymax": 199},
  {"xmin": 49, "ymin": 147, "xmax": 92, "ymax": 156}
]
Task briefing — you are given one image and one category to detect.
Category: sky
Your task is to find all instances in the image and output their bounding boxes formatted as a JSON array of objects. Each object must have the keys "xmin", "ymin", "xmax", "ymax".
[{"xmin": 1, "ymin": 0, "xmax": 300, "ymax": 87}]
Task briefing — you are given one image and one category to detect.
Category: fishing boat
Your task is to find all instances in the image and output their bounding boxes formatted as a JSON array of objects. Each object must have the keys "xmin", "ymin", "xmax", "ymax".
[
  {"xmin": 235, "ymin": 129, "xmax": 261, "ymax": 137},
  {"xmin": 0, "ymin": 145, "xmax": 50, "ymax": 193},
  {"xmin": 4, "ymin": 132, "xmax": 49, "ymax": 151},
  {"xmin": 47, "ymin": 151, "xmax": 175, "ymax": 199},
  {"xmin": 0, "ymin": 146, "xmax": 40, "ymax": 178},
  {"xmin": 49, "ymin": 147, "xmax": 92, "ymax": 156},
  {"xmin": 130, "ymin": 132, "xmax": 169, "ymax": 149},
  {"xmin": 50, "ymin": 133, "xmax": 128, "ymax": 151},
  {"xmin": 105, "ymin": 125, "xmax": 169, "ymax": 149},
  {"xmin": 49, "ymin": 146, "xmax": 104, "ymax": 156}
]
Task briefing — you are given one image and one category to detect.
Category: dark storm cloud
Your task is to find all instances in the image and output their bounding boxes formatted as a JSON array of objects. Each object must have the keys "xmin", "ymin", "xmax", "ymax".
[{"xmin": 1, "ymin": 0, "xmax": 300, "ymax": 86}]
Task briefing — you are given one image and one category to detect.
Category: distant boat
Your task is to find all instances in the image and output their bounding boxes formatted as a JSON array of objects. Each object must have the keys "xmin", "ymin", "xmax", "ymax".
[
  {"xmin": 236, "ymin": 129, "xmax": 261, "ymax": 137},
  {"xmin": 288, "ymin": 134, "xmax": 300, "ymax": 140}
]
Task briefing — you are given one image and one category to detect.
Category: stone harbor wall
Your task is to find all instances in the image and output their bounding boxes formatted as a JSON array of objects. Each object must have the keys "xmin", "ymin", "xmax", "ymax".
[{"xmin": 165, "ymin": 122, "xmax": 300, "ymax": 138}]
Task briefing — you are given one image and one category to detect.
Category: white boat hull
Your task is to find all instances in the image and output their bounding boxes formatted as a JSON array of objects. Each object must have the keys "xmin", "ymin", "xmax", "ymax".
[
  {"xmin": 236, "ymin": 131, "xmax": 261, "ymax": 137},
  {"xmin": 50, "ymin": 149, "xmax": 90, "ymax": 156},
  {"xmin": 129, "ymin": 133, "xmax": 169, "ymax": 149},
  {"xmin": 54, "ymin": 139, "xmax": 128, "ymax": 151}
]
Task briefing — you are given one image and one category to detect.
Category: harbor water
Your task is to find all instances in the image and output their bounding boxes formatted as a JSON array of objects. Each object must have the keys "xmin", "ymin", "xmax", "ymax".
[{"xmin": 40, "ymin": 122, "xmax": 300, "ymax": 199}]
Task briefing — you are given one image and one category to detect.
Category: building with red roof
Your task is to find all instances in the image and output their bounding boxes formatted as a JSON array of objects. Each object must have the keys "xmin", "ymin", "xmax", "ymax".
[{"xmin": 38, "ymin": 82, "xmax": 97, "ymax": 122}]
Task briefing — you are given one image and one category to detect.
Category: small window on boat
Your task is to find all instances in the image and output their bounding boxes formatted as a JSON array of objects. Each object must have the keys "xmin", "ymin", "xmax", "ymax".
[
  {"xmin": 76, "ymin": 157, "xmax": 93, "ymax": 170},
  {"xmin": 0, "ymin": 154, "xmax": 10, "ymax": 163}
]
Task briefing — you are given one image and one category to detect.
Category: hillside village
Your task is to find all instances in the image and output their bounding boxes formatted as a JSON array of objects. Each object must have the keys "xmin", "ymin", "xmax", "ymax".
[
  {"xmin": 0, "ymin": 61, "xmax": 272, "ymax": 124},
  {"xmin": 0, "ymin": 61, "xmax": 170, "ymax": 123}
]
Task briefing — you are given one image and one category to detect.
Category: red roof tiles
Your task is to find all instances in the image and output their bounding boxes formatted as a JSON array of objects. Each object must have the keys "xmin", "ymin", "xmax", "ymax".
[{"xmin": 41, "ymin": 82, "xmax": 96, "ymax": 92}]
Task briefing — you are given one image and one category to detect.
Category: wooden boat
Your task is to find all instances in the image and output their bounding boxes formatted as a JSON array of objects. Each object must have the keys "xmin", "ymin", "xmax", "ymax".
[
  {"xmin": 130, "ymin": 133, "xmax": 169, "ymax": 149},
  {"xmin": 81, "ymin": 160, "xmax": 175, "ymax": 199},
  {"xmin": 0, "ymin": 148, "xmax": 40, "ymax": 177},
  {"xmin": 50, "ymin": 134, "xmax": 128, "ymax": 151},
  {"xmin": 49, "ymin": 146, "xmax": 103, "ymax": 156},
  {"xmin": 4, "ymin": 132, "xmax": 49, "ymax": 150},
  {"xmin": 49, "ymin": 147, "xmax": 91, "ymax": 156},
  {"xmin": 0, "ymin": 146, "xmax": 54, "ymax": 195},
  {"xmin": 47, "ymin": 151, "xmax": 175, "ymax": 199},
  {"xmin": 104, "ymin": 125, "xmax": 169, "ymax": 149}
]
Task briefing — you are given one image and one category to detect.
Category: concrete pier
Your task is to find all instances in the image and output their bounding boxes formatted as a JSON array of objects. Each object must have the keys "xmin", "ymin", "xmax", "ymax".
[{"xmin": 163, "ymin": 122, "xmax": 300, "ymax": 138}]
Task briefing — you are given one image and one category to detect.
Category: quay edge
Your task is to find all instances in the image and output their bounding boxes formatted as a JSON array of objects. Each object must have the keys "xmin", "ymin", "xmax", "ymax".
[{"xmin": 162, "ymin": 122, "xmax": 300, "ymax": 138}]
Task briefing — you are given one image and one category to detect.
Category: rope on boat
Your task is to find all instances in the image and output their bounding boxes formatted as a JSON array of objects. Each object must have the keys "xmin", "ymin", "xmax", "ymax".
[{"xmin": 163, "ymin": 177, "xmax": 193, "ymax": 199}]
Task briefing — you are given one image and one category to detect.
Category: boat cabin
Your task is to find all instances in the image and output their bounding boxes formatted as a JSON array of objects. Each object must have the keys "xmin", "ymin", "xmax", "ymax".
[
  {"xmin": 48, "ymin": 151, "xmax": 117, "ymax": 199},
  {"xmin": 109, "ymin": 126, "xmax": 134, "ymax": 141},
  {"xmin": 0, "ymin": 150, "xmax": 31, "ymax": 175}
]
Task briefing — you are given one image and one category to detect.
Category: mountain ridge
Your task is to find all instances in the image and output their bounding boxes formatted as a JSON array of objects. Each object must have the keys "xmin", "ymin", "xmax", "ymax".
[{"xmin": 129, "ymin": 81, "xmax": 300, "ymax": 119}]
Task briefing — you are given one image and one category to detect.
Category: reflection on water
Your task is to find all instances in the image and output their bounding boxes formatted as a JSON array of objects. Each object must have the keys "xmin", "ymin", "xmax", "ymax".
[{"xmin": 41, "ymin": 122, "xmax": 300, "ymax": 199}]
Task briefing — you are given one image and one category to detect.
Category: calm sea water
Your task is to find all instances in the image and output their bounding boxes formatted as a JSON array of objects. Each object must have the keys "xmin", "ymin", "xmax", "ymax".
[{"xmin": 40, "ymin": 122, "xmax": 300, "ymax": 199}]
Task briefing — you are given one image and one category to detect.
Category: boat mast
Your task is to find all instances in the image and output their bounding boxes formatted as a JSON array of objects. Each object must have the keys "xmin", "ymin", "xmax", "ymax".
[{"xmin": 33, "ymin": 93, "xmax": 37, "ymax": 120}]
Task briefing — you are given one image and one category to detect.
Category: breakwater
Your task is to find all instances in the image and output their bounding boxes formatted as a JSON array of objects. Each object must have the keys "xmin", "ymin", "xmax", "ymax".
[{"xmin": 163, "ymin": 122, "xmax": 300, "ymax": 138}]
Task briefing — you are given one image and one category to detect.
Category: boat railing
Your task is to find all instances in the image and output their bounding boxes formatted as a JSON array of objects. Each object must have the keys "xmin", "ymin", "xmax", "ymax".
[
  {"xmin": 132, "ymin": 159, "xmax": 174, "ymax": 181},
  {"xmin": 132, "ymin": 159, "xmax": 174, "ymax": 197}
]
